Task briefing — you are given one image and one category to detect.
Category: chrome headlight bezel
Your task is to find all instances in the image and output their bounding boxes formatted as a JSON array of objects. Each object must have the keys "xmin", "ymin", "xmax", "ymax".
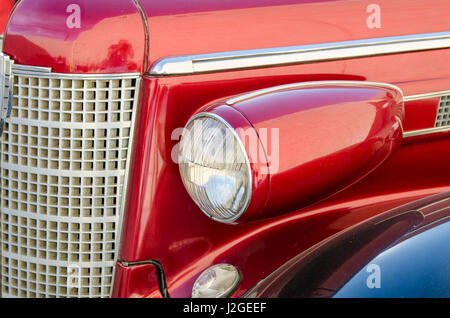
[{"xmin": 179, "ymin": 112, "xmax": 253, "ymax": 224}]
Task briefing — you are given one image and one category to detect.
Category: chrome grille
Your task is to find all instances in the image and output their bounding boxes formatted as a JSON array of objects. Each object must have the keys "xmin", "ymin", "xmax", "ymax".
[
  {"xmin": 0, "ymin": 65, "xmax": 140, "ymax": 297},
  {"xmin": 435, "ymin": 95, "xmax": 450, "ymax": 127}
]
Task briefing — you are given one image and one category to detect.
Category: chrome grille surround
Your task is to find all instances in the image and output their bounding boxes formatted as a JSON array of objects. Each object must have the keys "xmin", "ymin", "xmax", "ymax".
[
  {"xmin": 435, "ymin": 95, "xmax": 450, "ymax": 127},
  {"xmin": 0, "ymin": 52, "xmax": 14, "ymax": 136},
  {"xmin": 0, "ymin": 58, "xmax": 140, "ymax": 297}
]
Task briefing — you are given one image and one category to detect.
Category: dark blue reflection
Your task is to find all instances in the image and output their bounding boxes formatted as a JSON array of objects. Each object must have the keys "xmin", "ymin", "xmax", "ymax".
[{"xmin": 334, "ymin": 220, "xmax": 450, "ymax": 298}]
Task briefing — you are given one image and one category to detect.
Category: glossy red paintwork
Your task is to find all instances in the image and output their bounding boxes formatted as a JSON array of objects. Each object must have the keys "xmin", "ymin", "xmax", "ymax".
[
  {"xmin": 403, "ymin": 98, "xmax": 440, "ymax": 131},
  {"xmin": 3, "ymin": 0, "xmax": 146, "ymax": 73},
  {"xmin": 117, "ymin": 75, "xmax": 450, "ymax": 298},
  {"xmin": 112, "ymin": 263, "xmax": 162, "ymax": 298},
  {"xmin": 0, "ymin": 0, "xmax": 14, "ymax": 33},
  {"xmin": 3, "ymin": 0, "xmax": 450, "ymax": 298}
]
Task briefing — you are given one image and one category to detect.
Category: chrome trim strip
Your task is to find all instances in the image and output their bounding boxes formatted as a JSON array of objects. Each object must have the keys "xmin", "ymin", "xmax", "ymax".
[
  {"xmin": 404, "ymin": 90, "xmax": 450, "ymax": 102},
  {"xmin": 12, "ymin": 63, "xmax": 139, "ymax": 79},
  {"xmin": 132, "ymin": 0, "xmax": 150, "ymax": 72},
  {"xmin": 403, "ymin": 126, "xmax": 450, "ymax": 138},
  {"xmin": 226, "ymin": 81, "xmax": 404, "ymax": 105},
  {"xmin": 0, "ymin": 54, "xmax": 141, "ymax": 79},
  {"xmin": 12, "ymin": 64, "xmax": 52, "ymax": 74},
  {"xmin": 150, "ymin": 31, "xmax": 450, "ymax": 76},
  {"xmin": 0, "ymin": 52, "xmax": 14, "ymax": 136}
]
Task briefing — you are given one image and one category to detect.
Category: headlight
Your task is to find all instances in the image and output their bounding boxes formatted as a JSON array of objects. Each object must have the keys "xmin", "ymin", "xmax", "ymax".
[
  {"xmin": 192, "ymin": 264, "xmax": 241, "ymax": 298},
  {"xmin": 179, "ymin": 113, "xmax": 252, "ymax": 223}
]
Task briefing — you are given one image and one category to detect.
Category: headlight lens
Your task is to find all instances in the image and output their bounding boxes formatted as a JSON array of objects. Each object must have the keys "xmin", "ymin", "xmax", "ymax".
[
  {"xmin": 192, "ymin": 264, "xmax": 241, "ymax": 298},
  {"xmin": 179, "ymin": 113, "xmax": 252, "ymax": 223}
]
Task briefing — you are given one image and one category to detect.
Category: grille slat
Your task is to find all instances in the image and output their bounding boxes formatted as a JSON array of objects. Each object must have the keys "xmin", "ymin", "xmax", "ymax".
[
  {"xmin": 0, "ymin": 68, "xmax": 140, "ymax": 297},
  {"xmin": 435, "ymin": 95, "xmax": 450, "ymax": 127}
]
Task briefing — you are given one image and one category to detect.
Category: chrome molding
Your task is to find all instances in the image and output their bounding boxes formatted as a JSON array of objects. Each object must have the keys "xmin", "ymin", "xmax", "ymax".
[
  {"xmin": 12, "ymin": 64, "xmax": 138, "ymax": 79},
  {"xmin": 0, "ymin": 53, "xmax": 14, "ymax": 133},
  {"xmin": 403, "ymin": 126, "xmax": 450, "ymax": 138},
  {"xmin": 150, "ymin": 31, "xmax": 450, "ymax": 76},
  {"xmin": 226, "ymin": 81, "xmax": 404, "ymax": 105},
  {"xmin": 11, "ymin": 64, "xmax": 52, "ymax": 75},
  {"xmin": 131, "ymin": 0, "xmax": 150, "ymax": 73},
  {"xmin": 404, "ymin": 90, "xmax": 450, "ymax": 102}
]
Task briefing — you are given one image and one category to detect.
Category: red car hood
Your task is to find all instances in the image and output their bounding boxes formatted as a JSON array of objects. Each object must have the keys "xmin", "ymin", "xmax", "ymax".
[
  {"xmin": 0, "ymin": 0, "xmax": 15, "ymax": 34},
  {"xmin": 3, "ymin": 0, "xmax": 450, "ymax": 74},
  {"xmin": 2, "ymin": 0, "xmax": 146, "ymax": 73},
  {"xmin": 138, "ymin": 0, "xmax": 450, "ymax": 73}
]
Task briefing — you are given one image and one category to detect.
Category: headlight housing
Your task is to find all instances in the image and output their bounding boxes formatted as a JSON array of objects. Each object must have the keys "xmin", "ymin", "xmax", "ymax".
[
  {"xmin": 178, "ymin": 82, "xmax": 404, "ymax": 223},
  {"xmin": 179, "ymin": 113, "xmax": 252, "ymax": 223}
]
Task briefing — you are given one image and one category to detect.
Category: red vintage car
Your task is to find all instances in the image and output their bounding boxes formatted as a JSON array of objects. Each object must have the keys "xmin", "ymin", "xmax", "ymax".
[{"xmin": 0, "ymin": 0, "xmax": 449, "ymax": 298}]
